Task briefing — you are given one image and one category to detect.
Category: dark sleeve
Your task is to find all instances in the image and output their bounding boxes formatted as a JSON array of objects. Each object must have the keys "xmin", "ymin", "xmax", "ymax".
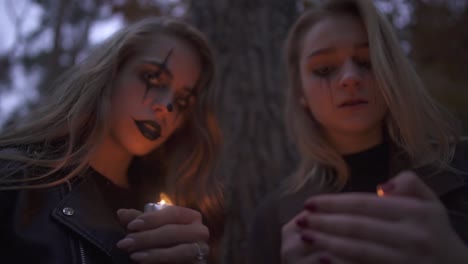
[
  {"xmin": 247, "ymin": 193, "xmax": 282, "ymax": 264},
  {"xmin": 0, "ymin": 156, "xmax": 25, "ymax": 222},
  {"xmin": 442, "ymin": 139, "xmax": 468, "ymax": 245},
  {"xmin": 0, "ymin": 156, "xmax": 28, "ymax": 247},
  {"xmin": 0, "ymin": 189, "xmax": 20, "ymax": 252},
  {"xmin": 443, "ymin": 188, "xmax": 468, "ymax": 245}
]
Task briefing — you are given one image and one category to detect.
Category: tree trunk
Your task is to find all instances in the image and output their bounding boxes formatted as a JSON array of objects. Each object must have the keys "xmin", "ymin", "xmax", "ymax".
[{"xmin": 188, "ymin": 1, "xmax": 297, "ymax": 263}]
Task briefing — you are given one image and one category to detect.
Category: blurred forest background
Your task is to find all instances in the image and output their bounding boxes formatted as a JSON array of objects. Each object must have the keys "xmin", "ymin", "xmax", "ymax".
[{"xmin": 0, "ymin": 0, "xmax": 467, "ymax": 263}]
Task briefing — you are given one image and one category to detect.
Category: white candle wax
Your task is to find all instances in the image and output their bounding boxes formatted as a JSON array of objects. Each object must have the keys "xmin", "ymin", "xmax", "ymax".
[{"xmin": 144, "ymin": 200, "xmax": 170, "ymax": 212}]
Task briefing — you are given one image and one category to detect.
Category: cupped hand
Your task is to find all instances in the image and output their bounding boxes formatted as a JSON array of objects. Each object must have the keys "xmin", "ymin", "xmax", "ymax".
[
  {"xmin": 116, "ymin": 206, "xmax": 209, "ymax": 264},
  {"xmin": 281, "ymin": 203, "xmax": 351, "ymax": 264},
  {"xmin": 294, "ymin": 171, "xmax": 468, "ymax": 264}
]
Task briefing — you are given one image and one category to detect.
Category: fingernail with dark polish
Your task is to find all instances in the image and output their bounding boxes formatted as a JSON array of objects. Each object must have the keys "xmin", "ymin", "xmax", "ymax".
[
  {"xmin": 301, "ymin": 234, "xmax": 315, "ymax": 244},
  {"xmin": 304, "ymin": 203, "xmax": 317, "ymax": 212},
  {"xmin": 296, "ymin": 218, "xmax": 308, "ymax": 228},
  {"xmin": 319, "ymin": 256, "xmax": 332, "ymax": 264}
]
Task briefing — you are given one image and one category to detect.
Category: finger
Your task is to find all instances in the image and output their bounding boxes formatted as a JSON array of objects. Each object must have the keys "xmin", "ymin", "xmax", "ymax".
[
  {"xmin": 283, "ymin": 217, "xmax": 356, "ymax": 264},
  {"xmin": 304, "ymin": 193, "xmax": 424, "ymax": 221},
  {"xmin": 298, "ymin": 212, "xmax": 438, "ymax": 255},
  {"xmin": 117, "ymin": 208, "xmax": 143, "ymax": 227},
  {"xmin": 281, "ymin": 229, "xmax": 312, "ymax": 261},
  {"xmin": 378, "ymin": 170, "xmax": 438, "ymax": 201},
  {"xmin": 304, "ymin": 251, "xmax": 355, "ymax": 264},
  {"xmin": 122, "ymin": 223, "xmax": 209, "ymax": 251},
  {"xmin": 301, "ymin": 230, "xmax": 402, "ymax": 264},
  {"xmin": 129, "ymin": 242, "xmax": 210, "ymax": 264},
  {"xmin": 297, "ymin": 213, "xmax": 403, "ymax": 248},
  {"xmin": 127, "ymin": 206, "xmax": 203, "ymax": 231},
  {"xmin": 283, "ymin": 250, "xmax": 352, "ymax": 264},
  {"xmin": 281, "ymin": 211, "xmax": 319, "ymax": 260},
  {"xmin": 283, "ymin": 210, "xmax": 311, "ymax": 233}
]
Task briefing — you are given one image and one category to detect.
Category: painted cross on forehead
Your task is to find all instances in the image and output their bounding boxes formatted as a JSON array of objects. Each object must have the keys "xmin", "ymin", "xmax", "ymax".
[{"xmin": 142, "ymin": 48, "xmax": 175, "ymax": 111}]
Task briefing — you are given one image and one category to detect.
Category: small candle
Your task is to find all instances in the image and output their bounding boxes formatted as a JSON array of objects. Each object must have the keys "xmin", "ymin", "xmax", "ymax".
[
  {"xmin": 144, "ymin": 201, "xmax": 168, "ymax": 212},
  {"xmin": 144, "ymin": 193, "xmax": 173, "ymax": 212}
]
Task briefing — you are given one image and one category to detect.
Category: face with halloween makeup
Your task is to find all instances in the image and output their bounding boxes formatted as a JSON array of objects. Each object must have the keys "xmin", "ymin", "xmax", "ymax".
[{"xmin": 107, "ymin": 35, "xmax": 200, "ymax": 157}]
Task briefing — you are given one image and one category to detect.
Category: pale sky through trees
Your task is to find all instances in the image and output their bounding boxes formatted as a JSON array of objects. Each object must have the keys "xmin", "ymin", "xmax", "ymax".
[
  {"xmin": 0, "ymin": 0, "xmax": 125, "ymax": 125},
  {"xmin": 0, "ymin": 0, "xmax": 412, "ymax": 126}
]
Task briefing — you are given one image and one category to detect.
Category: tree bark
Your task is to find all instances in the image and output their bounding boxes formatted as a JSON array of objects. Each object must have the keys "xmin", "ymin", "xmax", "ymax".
[{"xmin": 188, "ymin": 1, "xmax": 298, "ymax": 263}]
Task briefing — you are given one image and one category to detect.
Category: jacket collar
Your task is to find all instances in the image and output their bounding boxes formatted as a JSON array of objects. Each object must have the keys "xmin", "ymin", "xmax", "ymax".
[{"xmin": 51, "ymin": 175, "xmax": 131, "ymax": 264}]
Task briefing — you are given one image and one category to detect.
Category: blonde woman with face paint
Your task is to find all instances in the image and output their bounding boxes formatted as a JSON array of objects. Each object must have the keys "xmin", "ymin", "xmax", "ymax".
[
  {"xmin": 0, "ymin": 17, "xmax": 223, "ymax": 264},
  {"xmin": 248, "ymin": 1, "xmax": 468, "ymax": 263}
]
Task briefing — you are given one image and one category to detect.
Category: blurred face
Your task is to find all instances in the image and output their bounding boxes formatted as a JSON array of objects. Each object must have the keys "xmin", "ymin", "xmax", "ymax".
[
  {"xmin": 299, "ymin": 15, "xmax": 387, "ymax": 147},
  {"xmin": 108, "ymin": 35, "xmax": 201, "ymax": 156}
]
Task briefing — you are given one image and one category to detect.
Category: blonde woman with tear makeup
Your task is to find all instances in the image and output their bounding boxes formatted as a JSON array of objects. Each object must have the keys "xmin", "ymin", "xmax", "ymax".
[
  {"xmin": 248, "ymin": 0, "xmax": 468, "ymax": 263},
  {"xmin": 0, "ymin": 17, "xmax": 223, "ymax": 264}
]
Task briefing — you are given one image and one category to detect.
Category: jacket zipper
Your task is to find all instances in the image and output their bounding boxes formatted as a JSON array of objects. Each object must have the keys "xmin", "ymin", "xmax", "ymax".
[{"xmin": 78, "ymin": 240, "xmax": 87, "ymax": 264}]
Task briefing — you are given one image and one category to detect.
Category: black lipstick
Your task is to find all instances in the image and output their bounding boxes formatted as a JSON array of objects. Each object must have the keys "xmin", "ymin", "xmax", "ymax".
[{"xmin": 133, "ymin": 119, "xmax": 161, "ymax": 141}]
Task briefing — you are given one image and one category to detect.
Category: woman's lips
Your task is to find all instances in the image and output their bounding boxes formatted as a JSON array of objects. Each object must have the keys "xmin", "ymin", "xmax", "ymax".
[
  {"xmin": 134, "ymin": 120, "xmax": 161, "ymax": 141},
  {"xmin": 339, "ymin": 99, "xmax": 369, "ymax": 107}
]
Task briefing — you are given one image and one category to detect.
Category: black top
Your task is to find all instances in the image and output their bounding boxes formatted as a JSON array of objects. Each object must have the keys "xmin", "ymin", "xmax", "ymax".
[
  {"xmin": 91, "ymin": 169, "xmax": 140, "ymax": 213},
  {"xmin": 343, "ymin": 141, "xmax": 389, "ymax": 192}
]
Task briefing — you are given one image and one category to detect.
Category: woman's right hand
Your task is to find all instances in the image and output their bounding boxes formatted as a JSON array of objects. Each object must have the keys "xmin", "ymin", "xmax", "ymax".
[
  {"xmin": 281, "ymin": 211, "xmax": 350, "ymax": 264},
  {"xmin": 116, "ymin": 206, "xmax": 209, "ymax": 264}
]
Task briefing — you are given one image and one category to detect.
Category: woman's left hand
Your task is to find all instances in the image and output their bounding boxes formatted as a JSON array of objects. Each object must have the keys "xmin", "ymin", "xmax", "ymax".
[
  {"xmin": 296, "ymin": 171, "xmax": 468, "ymax": 264},
  {"xmin": 116, "ymin": 206, "xmax": 209, "ymax": 263}
]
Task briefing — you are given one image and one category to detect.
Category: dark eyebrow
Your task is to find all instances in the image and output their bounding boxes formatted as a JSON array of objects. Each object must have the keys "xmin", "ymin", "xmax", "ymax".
[
  {"xmin": 307, "ymin": 42, "xmax": 369, "ymax": 58},
  {"xmin": 139, "ymin": 59, "xmax": 174, "ymax": 79},
  {"xmin": 140, "ymin": 59, "xmax": 165, "ymax": 69},
  {"xmin": 307, "ymin": 47, "xmax": 336, "ymax": 58}
]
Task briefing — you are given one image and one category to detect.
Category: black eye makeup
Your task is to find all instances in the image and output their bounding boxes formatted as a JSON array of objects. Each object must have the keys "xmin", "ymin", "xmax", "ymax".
[
  {"xmin": 138, "ymin": 49, "xmax": 198, "ymax": 114},
  {"xmin": 177, "ymin": 87, "xmax": 197, "ymax": 109},
  {"xmin": 140, "ymin": 49, "xmax": 175, "ymax": 100},
  {"xmin": 307, "ymin": 56, "xmax": 371, "ymax": 79},
  {"xmin": 353, "ymin": 56, "xmax": 372, "ymax": 69},
  {"xmin": 313, "ymin": 66, "xmax": 336, "ymax": 77}
]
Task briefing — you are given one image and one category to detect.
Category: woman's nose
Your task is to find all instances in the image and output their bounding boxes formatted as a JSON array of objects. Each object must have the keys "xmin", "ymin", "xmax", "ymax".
[
  {"xmin": 151, "ymin": 90, "xmax": 174, "ymax": 113},
  {"xmin": 339, "ymin": 60, "xmax": 362, "ymax": 91}
]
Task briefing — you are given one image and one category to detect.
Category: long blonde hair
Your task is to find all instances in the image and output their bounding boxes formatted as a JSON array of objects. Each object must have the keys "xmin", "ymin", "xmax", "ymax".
[
  {"xmin": 0, "ymin": 17, "xmax": 224, "ymax": 248},
  {"xmin": 283, "ymin": 0, "xmax": 460, "ymax": 193}
]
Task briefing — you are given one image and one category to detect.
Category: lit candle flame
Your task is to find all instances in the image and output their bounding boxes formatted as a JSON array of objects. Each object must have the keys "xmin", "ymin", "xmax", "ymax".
[
  {"xmin": 159, "ymin": 192, "xmax": 173, "ymax": 205},
  {"xmin": 376, "ymin": 186, "xmax": 385, "ymax": 197},
  {"xmin": 144, "ymin": 193, "xmax": 173, "ymax": 212}
]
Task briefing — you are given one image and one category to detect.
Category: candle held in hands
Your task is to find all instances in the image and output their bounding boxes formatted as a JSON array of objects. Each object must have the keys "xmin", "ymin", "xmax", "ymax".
[{"xmin": 144, "ymin": 192, "xmax": 173, "ymax": 212}]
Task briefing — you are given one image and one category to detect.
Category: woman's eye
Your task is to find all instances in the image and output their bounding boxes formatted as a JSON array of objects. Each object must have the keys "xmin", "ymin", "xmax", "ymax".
[
  {"xmin": 313, "ymin": 66, "xmax": 334, "ymax": 77},
  {"xmin": 175, "ymin": 93, "xmax": 197, "ymax": 109},
  {"xmin": 143, "ymin": 71, "xmax": 161, "ymax": 84},
  {"xmin": 176, "ymin": 97, "xmax": 188, "ymax": 108},
  {"xmin": 355, "ymin": 58, "xmax": 372, "ymax": 69}
]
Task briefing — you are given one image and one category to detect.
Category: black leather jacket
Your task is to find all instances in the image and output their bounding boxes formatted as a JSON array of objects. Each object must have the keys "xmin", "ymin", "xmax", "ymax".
[{"xmin": 0, "ymin": 166, "xmax": 133, "ymax": 264}]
